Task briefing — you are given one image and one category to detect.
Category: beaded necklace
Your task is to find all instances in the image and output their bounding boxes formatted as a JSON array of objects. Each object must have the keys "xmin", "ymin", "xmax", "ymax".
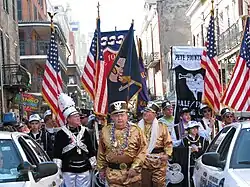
[{"xmin": 110, "ymin": 122, "xmax": 131, "ymax": 155}]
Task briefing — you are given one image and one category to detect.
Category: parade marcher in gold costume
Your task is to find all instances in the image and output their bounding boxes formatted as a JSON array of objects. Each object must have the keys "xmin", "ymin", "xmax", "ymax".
[
  {"xmin": 97, "ymin": 101, "xmax": 147, "ymax": 187},
  {"xmin": 138, "ymin": 102, "xmax": 173, "ymax": 187}
]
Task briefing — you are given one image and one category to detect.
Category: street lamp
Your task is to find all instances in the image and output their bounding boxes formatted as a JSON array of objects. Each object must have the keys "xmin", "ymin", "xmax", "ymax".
[
  {"xmin": 16, "ymin": 68, "xmax": 23, "ymax": 121},
  {"xmin": 16, "ymin": 68, "xmax": 23, "ymax": 84}
]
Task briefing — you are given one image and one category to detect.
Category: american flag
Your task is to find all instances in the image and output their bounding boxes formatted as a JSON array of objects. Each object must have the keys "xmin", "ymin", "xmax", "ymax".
[
  {"xmin": 81, "ymin": 18, "xmax": 107, "ymax": 115},
  {"xmin": 201, "ymin": 11, "xmax": 221, "ymax": 113},
  {"xmin": 42, "ymin": 25, "xmax": 64, "ymax": 126},
  {"xmin": 221, "ymin": 17, "xmax": 250, "ymax": 111}
]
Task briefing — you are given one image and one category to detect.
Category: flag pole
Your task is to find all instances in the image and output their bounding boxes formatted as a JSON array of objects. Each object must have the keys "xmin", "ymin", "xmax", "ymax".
[
  {"xmin": 97, "ymin": 2, "xmax": 100, "ymax": 18},
  {"xmin": 126, "ymin": 20, "xmax": 134, "ymax": 105}
]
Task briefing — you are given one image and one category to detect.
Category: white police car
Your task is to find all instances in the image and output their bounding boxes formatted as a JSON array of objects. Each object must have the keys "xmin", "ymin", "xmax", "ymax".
[
  {"xmin": 0, "ymin": 131, "xmax": 62, "ymax": 186},
  {"xmin": 193, "ymin": 121, "xmax": 250, "ymax": 187}
]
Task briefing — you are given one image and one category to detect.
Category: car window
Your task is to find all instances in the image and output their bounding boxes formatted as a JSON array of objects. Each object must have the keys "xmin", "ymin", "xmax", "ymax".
[
  {"xmin": 207, "ymin": 126, "xmax": 232, "ymax": 152},
  {"xmin": 22, "ymin": 136, "xmax": 50, "ymax": 163},
  {"xmin": 18, "ymin": 137, "xmax": 39, "ymax": 165},
  {"xmin": 217, "ymin": 127, "xmax": 236, "ymax": 161},
  {"xmin": 230, "ymin": 128, "xmax": 250, "ymax": 169},
  {"xmin": 0, "ymin": 139, "xmax": 27, "ymax": 183}
]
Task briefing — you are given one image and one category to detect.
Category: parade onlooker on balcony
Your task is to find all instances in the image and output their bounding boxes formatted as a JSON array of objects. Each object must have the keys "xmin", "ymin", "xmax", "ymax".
[{"xmin": 28, "ymin": 114, "xmax": 53, "ymax": 158}]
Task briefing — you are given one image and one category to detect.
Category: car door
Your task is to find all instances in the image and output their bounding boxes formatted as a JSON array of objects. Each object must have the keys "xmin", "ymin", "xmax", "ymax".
[
  {"xmin": 18, "ymin": 135, "xmax": 62, "ymax": 187},
  {"xmin": 193, "ymin": 126, "xmax": 234, "ymax": 187}
]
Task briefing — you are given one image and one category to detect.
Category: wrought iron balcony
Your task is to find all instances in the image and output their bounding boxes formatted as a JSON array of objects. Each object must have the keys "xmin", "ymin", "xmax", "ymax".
[
  {"xmin": 19, "ymin": 40, "xmax": 67, "ymax": 66},
  {"xmin": 218, "ymin": 19, "xmax": 242, "ymax": 55},
  {"xmin": 2, "ymin": 64, "xmax": 30, "ymax": 91}
]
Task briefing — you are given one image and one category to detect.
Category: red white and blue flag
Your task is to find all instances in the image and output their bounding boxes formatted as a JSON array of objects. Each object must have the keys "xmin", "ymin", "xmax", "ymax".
[
  {"xmin": 221, "ymin": 17, "xmax": 250, "ymax": 111},
  {"xmin": 201, "ymin": 11, "xmax": 221, "ymax": 113},
  {"xmin": 81, "ymin": 18, "xmax": 107, "ymax": 115},
  {"xmin": 42, "ymin": 24, "xmax": 64, "ymax": 126}
]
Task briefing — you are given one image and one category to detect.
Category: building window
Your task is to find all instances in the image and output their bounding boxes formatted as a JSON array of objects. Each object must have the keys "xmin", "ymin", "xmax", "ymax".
[
  {"xmin": 12, "ymin": 0, "xmax": 16, "ymax": 20},
  {"xmin": 34, "ymin": 5, "xmax": 37, "ymax": 20},
  {"xmin": 5, "ymin": 35, "xmax": 10, "ymax": 64},
  {"xmin": 17, "ymin": 0, "xmax": 22, "ymax": 20},
  {"xmin": 0, "ymin": 30, "xmax": 5, "ymax": 65},
  {"xmin": 3, "ymin": 0, "xmax": 9, "ymax": 14}
]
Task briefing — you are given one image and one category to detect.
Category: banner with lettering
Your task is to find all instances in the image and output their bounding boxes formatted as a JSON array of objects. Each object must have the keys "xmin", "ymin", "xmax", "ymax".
[
  {"xmin": 172, "ymin": 46, "xmax": 205, "ymax": 125},
  {"xmin": 101, "ymin": 30, "xmax": 128, "ymax": 75},
  {"xmin": 21, "ymin": 93, "xmax": 42, "ymax": 112}
]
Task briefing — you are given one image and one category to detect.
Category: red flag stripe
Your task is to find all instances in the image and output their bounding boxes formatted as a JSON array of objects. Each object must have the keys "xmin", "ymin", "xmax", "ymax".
[{"xmin": 222, "ymin": 57, "xmax": 245, "ymax": 104}]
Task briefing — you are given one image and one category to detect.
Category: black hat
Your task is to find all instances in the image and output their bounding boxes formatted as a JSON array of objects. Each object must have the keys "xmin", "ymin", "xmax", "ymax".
[
  {"xmin": 162, "ymin": 100, "xmax": 172, "ymax": 110},
  {"xmin": 180, "ymin": 107, "xmax": 190, "ymax": 115},
  {"xmin": 109, "ymin": 101, "xmax": 128, "ymax": 114},
  {"xmin": 80, "ymin": 109, "xmax": 91, "ymax": 118},
  {"xmin": 144, "ymin": 102, "xmax": 160, "ymax": 113},
  {"xmin": 220, "ymin": 108, "xmax": 233, "ymax": 117}
]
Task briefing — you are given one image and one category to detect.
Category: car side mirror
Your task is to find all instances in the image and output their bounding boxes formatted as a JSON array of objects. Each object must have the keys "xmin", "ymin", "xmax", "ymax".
[
  {"xmin": 35, "ymin": 162, "xmax": 58, "ymax": 181},
  {"xmin": 17, "ymin": 161, "xmax": 36, "ymax": 174},
  {"xmin": 202, "ymin": 152, "xmax": 225, "ymax": 169}
]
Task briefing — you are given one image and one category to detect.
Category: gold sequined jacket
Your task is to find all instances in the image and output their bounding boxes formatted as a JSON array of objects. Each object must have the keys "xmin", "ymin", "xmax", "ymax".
[
  {"xmin": 143, "ymin": 121, "xmax": 173, "ymax": 169},
  {"xmin": 97, "ymin": 123, "xmax": 147, "ymax": 185}
]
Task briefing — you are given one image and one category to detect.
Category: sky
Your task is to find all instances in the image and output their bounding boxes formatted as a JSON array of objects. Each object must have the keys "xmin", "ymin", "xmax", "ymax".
[{"xmin": 50, "ymin": 0, "xmax": 146, "ymax": 36}]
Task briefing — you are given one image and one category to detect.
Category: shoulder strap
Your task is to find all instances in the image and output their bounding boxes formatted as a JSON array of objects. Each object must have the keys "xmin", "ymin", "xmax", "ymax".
[{"xmin": 200, "ymin": 119, "xmax": 206, "ymax": 130}]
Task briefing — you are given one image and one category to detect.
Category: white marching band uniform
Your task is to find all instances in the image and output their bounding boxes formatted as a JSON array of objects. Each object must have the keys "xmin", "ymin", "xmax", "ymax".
[{"xmin": 53, "ymin": 93, "xmax": 96, "ymax": 187}]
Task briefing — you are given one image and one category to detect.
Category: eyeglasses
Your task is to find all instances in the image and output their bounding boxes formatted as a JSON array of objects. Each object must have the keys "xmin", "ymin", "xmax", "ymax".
[{"xmin": 225, "ymin": 115, "xmax": 233, "ymax": 119}]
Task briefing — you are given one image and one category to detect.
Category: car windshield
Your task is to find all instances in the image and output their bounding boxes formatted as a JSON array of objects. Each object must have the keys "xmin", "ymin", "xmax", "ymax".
[
  {"xmin": 230, "ymin": 128, "xmax": 250, "ymax": 169},
  {"xmin": 0, "ymin": 139, "xmax": 26, "ymax": 183}
]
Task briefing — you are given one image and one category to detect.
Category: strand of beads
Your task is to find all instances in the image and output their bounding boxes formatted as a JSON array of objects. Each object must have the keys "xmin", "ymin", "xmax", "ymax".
[{"xmin": 110, "ymin": 123, "xmax": 131, "ymax": 155}]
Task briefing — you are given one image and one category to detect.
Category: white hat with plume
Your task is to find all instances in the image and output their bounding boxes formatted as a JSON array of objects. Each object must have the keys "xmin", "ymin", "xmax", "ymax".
[{"xmin": 58, "ymin": 93, "xmax": 78, "ymax": 119}]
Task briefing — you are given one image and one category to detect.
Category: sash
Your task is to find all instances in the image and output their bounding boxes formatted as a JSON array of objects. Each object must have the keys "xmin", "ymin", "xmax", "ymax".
[
  {"xmin": 138, "ymin": 118, "xmax": 159, "ymax": 154},
  {"xmin": 61, "ymin": 125, "xmax": 88, "ymax": 154}
]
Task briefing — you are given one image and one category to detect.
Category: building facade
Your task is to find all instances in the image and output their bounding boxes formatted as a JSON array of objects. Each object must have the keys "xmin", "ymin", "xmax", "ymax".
[
  {"xmin": 186, "ymin": 0, "xmax": 248, "ymax": 91},
  {"xmin": 140, "ymin": 1, "xmax": 163, "ymax": 100},
  {"xmin": 0, "ymin": 0, "xmax": 30, "ymax": 118},
  {"xmin": 18, "ymin": 0, "xmax": 72, "ymax": 114},
  {"xmin": 157, "ymin": 0, "xmax": 192, "ymax": 99}
]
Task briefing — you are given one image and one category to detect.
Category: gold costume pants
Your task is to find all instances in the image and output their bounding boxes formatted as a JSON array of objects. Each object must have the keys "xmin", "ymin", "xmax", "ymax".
[
  {"xmin": 141, "ymin": 167, "xmax": 167, "ymax": 187},
  {"xmin": 108, "ymin": 181, "xmax": 141, "ymax": 187}
]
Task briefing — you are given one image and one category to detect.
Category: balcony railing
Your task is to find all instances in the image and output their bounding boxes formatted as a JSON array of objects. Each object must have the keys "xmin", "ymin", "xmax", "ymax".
[
  {"xmin": 218, "ymin": 19, "xmax": 242, "ymax": 55},
  {"xmin": 2, "ymin": 64, "xmax": 30, "ymax": 91},
  {"xmin": 19, "ymin": 40, "xmax": 67, "ymax": 66}
]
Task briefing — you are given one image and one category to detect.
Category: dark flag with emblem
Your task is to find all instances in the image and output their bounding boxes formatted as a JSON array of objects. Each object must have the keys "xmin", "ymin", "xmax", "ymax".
[
  {"xmin": 107, "ymin": 22, "xmax": 142, "ymax": 106},
  {"xmin": 137, "ymin": 38, "xmax": 150, "ymax": 112}
]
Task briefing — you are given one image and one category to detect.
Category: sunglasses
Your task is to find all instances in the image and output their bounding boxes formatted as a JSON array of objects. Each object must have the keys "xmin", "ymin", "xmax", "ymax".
[{"xmin": 225, "ymin": 115, "xmax": 233, "ymax": 119}]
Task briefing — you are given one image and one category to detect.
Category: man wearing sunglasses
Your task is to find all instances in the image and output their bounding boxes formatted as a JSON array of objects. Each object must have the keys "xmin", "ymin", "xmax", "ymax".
[
  {"xmin": 220, "ymin": 108, "xmax": 235, "ymax": 127},
  {"xmin": 198, "ymin": 104, "xmax": 219, "ymax": 141}
]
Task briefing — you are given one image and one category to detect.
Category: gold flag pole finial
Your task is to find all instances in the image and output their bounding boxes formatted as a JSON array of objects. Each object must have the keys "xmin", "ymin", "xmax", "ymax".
[
  {"xmin": 211, "ymin": 0, "xmax": 214, "ymax": 14},
  {"xmin": 48, "ymin": 12, "xmax": 57, "ymax": 32},
  {"xmin": 97, "ymin": 2, "xmax": 100, "ymax": 18}
]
